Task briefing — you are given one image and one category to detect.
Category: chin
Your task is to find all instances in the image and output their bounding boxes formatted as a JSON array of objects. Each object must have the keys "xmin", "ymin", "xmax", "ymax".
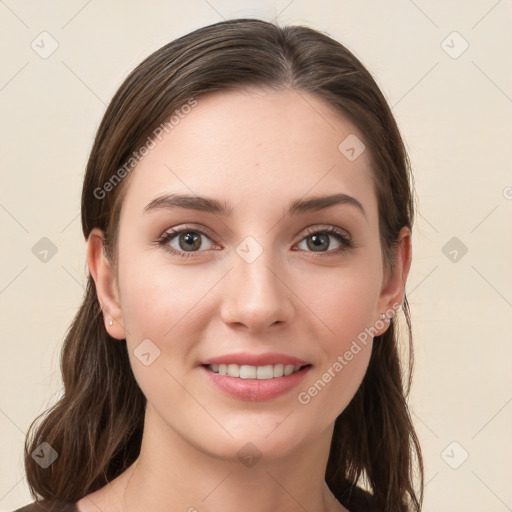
[
  {"xmin": 194, "ymin": 413, "xmax": 323, "ymax": 464},
  {"xmin": 200, "ymin": 434, "xmax": 304, "ymax": 465}
]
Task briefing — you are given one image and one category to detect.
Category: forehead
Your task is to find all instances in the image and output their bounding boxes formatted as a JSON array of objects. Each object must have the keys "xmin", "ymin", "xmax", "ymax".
[{"xmin": 120, "ymin": 87, "xmax": 377, "ymax": 222}]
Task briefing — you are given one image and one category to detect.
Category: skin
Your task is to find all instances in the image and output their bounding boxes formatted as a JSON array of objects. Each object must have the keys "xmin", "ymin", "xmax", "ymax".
[{"xmin": 79, "ymin": 87, "xmax": 411, "ymax": 512}]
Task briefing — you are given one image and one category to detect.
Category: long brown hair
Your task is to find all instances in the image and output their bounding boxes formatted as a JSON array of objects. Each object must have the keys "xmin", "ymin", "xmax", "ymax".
[{"xmin": 24, "ymin": 18, "xmax": 423, "ymax": 511}]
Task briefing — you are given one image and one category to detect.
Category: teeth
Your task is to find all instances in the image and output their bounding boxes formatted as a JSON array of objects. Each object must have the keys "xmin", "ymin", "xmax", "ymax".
[
  {"xmin": 227, "ymin": 364, "xmax": 240, "ymax": 377},
  {"xmin": 284, "ymin": 364, "xmax": 295, "ymax": 376},
  {"xmin": 257, "ymin": 365, "xmax": 273, "ymax": 379},
  {"xmin": 207, "ymin": 363, "xmax": 304, "ymax": 379},
  {"xmin": 240, "ymin": 365, "xmax": 257, "ymax": 378},
  {"xmin": 273, "ymin": 363, "xmax": 284, "ymax": 377}
]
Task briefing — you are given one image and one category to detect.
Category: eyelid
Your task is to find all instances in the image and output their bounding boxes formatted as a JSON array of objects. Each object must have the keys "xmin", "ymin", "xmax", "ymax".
[
  {"xmin": 300, "ymin": 224, "xmax": 351, "ymax": 241},
  {"xmin": 170, "ymin": 223, "xmax": 218, "ymax": 239}
]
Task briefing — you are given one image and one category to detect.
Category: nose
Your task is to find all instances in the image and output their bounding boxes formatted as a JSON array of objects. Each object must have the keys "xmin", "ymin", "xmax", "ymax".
[{"xmin": 220, "ymin": 245, "xmax": 294, "ymax": 333}]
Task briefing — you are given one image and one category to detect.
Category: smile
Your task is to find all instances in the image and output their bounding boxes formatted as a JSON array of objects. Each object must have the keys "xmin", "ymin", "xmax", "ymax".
[{"xmin": 206, "ymin": 363, "xmax": 307, "ymax": 379}]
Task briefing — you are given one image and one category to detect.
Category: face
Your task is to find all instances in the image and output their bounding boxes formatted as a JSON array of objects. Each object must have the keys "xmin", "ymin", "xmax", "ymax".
[{"xmin": 90, "ymin": 87, "xmax": 406, "ymax": 463}]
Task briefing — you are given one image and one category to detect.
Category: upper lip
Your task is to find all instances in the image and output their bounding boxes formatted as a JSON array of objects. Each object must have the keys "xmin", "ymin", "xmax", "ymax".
[{"xmin": 202, "ymin": 352, "xmax": 310, "ymax": 367}]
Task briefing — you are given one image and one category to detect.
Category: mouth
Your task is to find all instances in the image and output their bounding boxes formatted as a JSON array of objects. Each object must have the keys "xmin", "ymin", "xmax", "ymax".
[
  {"xmin": 203, "ymin": 363, "xmax": 311, "ymax": 379},
  {"xmin": 200, "ymin": 352, "xmax": 313, "ymax": 400}
]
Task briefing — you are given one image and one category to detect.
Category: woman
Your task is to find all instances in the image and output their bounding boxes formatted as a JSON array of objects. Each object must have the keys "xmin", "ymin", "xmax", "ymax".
[{"xmin": 15, "ymin": 18, "xmax": 423, "ymax": 512}]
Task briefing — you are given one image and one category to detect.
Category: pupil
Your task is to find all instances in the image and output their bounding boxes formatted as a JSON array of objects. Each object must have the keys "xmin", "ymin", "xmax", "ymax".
[
  {"xmin": 309, "ymin": 234, "xmax": 328, "ymax": 251},
  {"xmin": 180, "ymin": 232, "xmax": 200, "ymax": 251}
]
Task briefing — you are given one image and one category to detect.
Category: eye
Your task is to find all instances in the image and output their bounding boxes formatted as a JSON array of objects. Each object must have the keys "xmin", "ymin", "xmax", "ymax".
[
  {"xmin": 156, "ymin": 225, "xmax": 216, "ymax": 258},
  {"xmin": 295, "ymin": 226, "xmax": 353, "ymax": 256},
  {"xmin": 155, "ymin": 224, "xmax": 353, "ymax": 259}
]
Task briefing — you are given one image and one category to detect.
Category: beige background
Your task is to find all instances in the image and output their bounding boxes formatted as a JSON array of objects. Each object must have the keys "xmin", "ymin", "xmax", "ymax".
[{"xmin": 1, "ymin": 1, "xmax": 511, "ymax": 511}]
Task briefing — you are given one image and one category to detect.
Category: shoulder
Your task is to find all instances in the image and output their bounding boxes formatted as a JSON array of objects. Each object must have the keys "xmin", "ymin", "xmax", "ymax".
[{"xmin": 11, "ymin": 500, "xmax": 78, "ymax": 512}]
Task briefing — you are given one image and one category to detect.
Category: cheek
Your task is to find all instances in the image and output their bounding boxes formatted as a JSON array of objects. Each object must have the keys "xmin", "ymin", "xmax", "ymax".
[
  {"xmin": 116, "ymin": 255, "xmax": 211, "ymax": 404},
  {"xmin": 117, "ymin": 247, "xmax": 213, "ymax": 340},
  {"xmin": 300, "ymin": 260, "xmax": 381, "ymax": 339},
  {"xmin": 294, "ymin": 265, "xmax": 379, "ymax": 418}
]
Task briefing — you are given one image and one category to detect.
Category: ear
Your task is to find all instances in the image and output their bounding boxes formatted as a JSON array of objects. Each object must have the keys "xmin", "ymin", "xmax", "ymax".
[
  {"xmin": 86, "ymin": 227, "xmax": 126, "ymax": 340},
  {"xmin": 375, "ymin": 226, "xmax": 412, "ymax": 335}
]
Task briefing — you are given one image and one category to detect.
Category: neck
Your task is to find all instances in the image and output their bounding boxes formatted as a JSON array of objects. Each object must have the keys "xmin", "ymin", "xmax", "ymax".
[{"xmin": 119, "ymin": 405, "xmax": 342, "ymax": 512}]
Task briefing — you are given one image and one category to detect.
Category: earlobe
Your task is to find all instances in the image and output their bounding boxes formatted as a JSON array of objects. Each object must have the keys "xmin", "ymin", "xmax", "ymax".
[
  {"xmin": 86, "ymin": 228, "xmax": 126, "ymax": 340},
  {"xmin": 376, "ymin": 227, "xmax": 412, "ymax": 335}
]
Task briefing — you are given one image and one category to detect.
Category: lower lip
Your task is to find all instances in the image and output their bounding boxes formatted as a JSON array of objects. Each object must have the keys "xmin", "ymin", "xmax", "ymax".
[{"xmin": 200, "ymin": 365, "xmax": 311, "ymax": 401}]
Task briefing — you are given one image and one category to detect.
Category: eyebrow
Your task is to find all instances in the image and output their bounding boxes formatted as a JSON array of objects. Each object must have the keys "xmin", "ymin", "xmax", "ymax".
[{"xmin": 143, "ymin": 193, "xmax": 366, "ymax": 219}]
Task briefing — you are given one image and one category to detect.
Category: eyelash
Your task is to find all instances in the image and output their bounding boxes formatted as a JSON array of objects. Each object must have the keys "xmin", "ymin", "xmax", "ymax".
[{"xmin": 155, "ymin": 224, "xmax": 354, "ymax": 259}]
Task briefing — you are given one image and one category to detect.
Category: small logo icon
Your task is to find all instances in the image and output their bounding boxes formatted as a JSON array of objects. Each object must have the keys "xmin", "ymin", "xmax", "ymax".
[
  {"xmin": 32, "ymin": 442, "xmax": 58, "ymax": 468},
  {"xmin": 441, "ymin": 31, "xmax": 469, "ymax": 59},
  {"xmin": 442, "ymin": 237, "xmax": 468, "ymax": 263},
  {"xmin": 441, "ymin": 441, "xmax": 469, "ymax": 469},
  {"xmin": 236, "ymin": 236, "xmax": 263, "ymax": 264},
  {"xmin": 32, "ymin": 237, "xmax": 58, "ymax": 263},
  {"xmin": 134, "ymin": 338, "xmax": 161, "ymax": 366},
  {"xmin": 237, "ymin": 442, "xmax": 262, "ymax": 468},
  {"xmin": 338, "ymin": 134, "xmax": 366, "ymax": 161},
  {"xmin": 31, "ymin": 31, "xmax": 59, "ymax": 59}
]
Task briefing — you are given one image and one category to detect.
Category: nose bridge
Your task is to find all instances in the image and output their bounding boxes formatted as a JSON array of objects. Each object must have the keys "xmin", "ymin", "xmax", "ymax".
[
  {"xmin": 235, "ymin": 233, "xmax": 283, "ymax": 302},
  {"xmin": 221, "ymin": 233, "xmax": 292, "ymax": 330}
]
